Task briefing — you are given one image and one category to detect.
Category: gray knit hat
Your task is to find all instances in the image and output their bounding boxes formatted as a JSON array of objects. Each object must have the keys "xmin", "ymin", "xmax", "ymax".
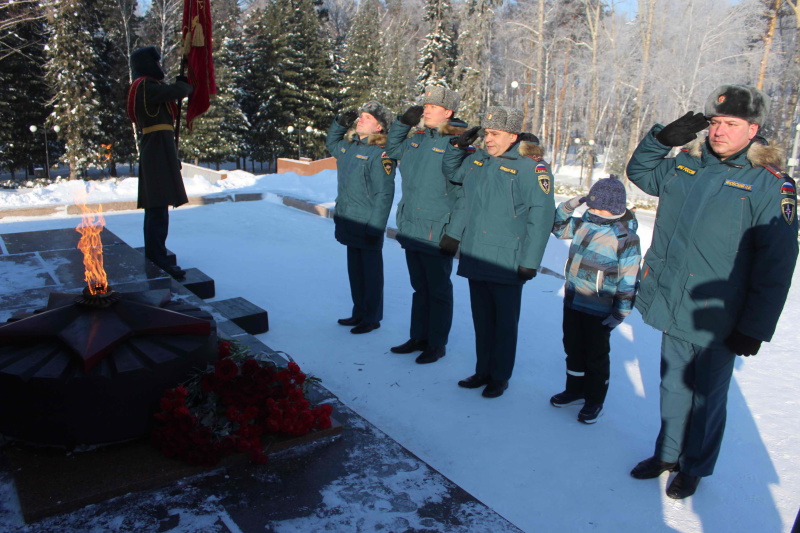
[
  {"xmin": 422, "ymin": 85, "xmax": 460, "ymax": 113},
  {"xmin": 704, "ymin": 85, "xmax": 770, "ymax": 126},
  {"xmin": 481, "ymin": 106, "xmax": 524, "ymax": 134},
  {"xmin": 359, "ymin": 101, "xmax": 394, "ymax": 133},
  {"xmin": 584, "ymin": 177, "xmax": 626, "ymax": 216}
]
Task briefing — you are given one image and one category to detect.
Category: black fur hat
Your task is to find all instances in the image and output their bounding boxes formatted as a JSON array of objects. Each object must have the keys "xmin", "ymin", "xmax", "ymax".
[
  {"xmin": 131, "ymin": 46, "xmax": 165, "ymax": 81},
  {"xmin": 704, "ymin": 85, "xmax": 769, "ymax": 126}
]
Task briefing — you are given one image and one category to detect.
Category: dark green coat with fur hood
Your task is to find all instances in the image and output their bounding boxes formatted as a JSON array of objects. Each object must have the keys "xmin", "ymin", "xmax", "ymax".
[
  {"xmin": 385, "ymin": 118, "xmax": 468, "ymax": 254},
  {"xmin": 326, "ymin": 120, "xmax": 396, "ymax": 250},
  {"xmin": 627, "ymin": 125, "xmax": 798, "ymax": 348}
]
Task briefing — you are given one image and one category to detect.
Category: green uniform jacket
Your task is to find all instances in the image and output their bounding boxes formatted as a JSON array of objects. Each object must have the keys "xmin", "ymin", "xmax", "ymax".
[
  {"xmin": 627, "ymin": 125, "xmax": 799, "ymax": 348},
  {"xmin": 385, "ymin": 118, "xmax": 468, "ymax": 254},
  {"xmin": 133, "ymin": 78, "xmax": 192, "ymax": 209},
  {"xmin": 326, "ymin": 120, "xmax": 396, "ymax": 250},
  {"xmin": 443, "ymin": 141, "xmax": 556, "ymax": 285}
]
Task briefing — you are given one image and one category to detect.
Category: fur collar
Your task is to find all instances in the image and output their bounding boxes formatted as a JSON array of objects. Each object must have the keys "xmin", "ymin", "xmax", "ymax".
[
  {"xmin": 407, "ymin": 120, "xmax": 468, "ymax": 138},
  {"xmin": 345, "ymin": 128, "xmax": 388, "ymax": 146},
  {"xmin": 686, "ymin": 136, "xmax": 783, "ymax": 168}
]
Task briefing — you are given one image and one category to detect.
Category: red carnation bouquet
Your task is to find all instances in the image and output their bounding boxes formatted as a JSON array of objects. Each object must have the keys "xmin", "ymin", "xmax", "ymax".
[{"xmin": 152, "ymin": 340, "xmax": 333, "ymax": 466}]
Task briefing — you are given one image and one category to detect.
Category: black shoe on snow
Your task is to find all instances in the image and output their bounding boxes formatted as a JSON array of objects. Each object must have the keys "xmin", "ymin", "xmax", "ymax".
[
  {"xmin": 666, "ymin": 472, "xmax": 701, "ymax": 499},
  {"xmin": 577, "ymin": 403, "xmax": 604, "ymax": 424},
  {"xmin": 415, "ymin": 346, "xmax": 446, "ymax": 364},
  {"xmin": 458, "ymin": 374, "xmax": 490, "ymax": 389},
  {"xmin": 390, "ymin": 338, "xmax": 428, "ymax": 354},
  {"xmin": 630, "ymin": 456, "xmax": 678, "ymax": 479},
  {"xmin": 482, "ymin": 380, "xmax": 509, "ymax": 398},
  {"xmin": 549, "ymin": 391, "xmax": 585, "ymax": 407},
  {"xmin": 338, "ymin": 317, "xmax": 361, "ymax": 326},
  {"xmin": 351, "ymin": 322, "xmax": 380, "ymax": 334}
]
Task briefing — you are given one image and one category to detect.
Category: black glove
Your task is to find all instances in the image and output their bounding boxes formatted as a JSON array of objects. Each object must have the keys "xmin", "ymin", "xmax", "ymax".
[
  {"xmin": 517, "ymin": 266, "xmax": 537, "ymax": 281},
  {"xmin": 439, "ymin": 234, "xmax": 460, "ymax": 256},
  {"xmin": 176, "ymin": 75, "xmax": 190, "ymax": 84},
  {"xmin": 399, "ymin": 106, "xmax": 424, "ymax": 126},
  {"xmin": 655, "ymin": 111, "xmax": 709, "ymax": 147},
  {"xmin": 724, "ymin": 329, "xmax": 762, "ymax": 357},
  {"xmin": 518, "ymin": 132, "xmax": 539, "ymax": 144},
  {"xmin": 337, "ymin": 110, "xmax": 358, "ymax": 127},
  {"xmin": 449, "ymin": 126, "xmax": 481, "ymax": 150}
]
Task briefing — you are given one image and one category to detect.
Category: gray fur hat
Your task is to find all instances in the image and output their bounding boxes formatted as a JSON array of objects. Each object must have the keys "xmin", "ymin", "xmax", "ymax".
[
  {"xmin": 359, "ymin": 101, "xmax": 394, "ymax": 133},
  {"xmin": 584, "ymin": 177, "xmax": 626, "ymax": 216},
  {"xmin": 704, "ymin": 85, "xmax": 770, "ymax": 126},
  {"xmin": 422, "ymin": 85, "xmax": 460, "ymax": 113},
  {"xmin": 481, "ymin": 106, "xmax": 524, "ymax": 134}
]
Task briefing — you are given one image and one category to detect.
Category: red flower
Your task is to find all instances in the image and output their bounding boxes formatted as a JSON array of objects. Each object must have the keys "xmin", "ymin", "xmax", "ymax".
[
  {"xmin": 215, "ymin": 357, "xmax": 239, "ymax": 381},
  {"xmin": 218, "ymin": 341, "xmax": 232, "ymax": 359}
]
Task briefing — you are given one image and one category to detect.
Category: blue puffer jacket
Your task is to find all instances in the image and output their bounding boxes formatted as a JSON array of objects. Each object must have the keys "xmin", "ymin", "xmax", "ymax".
[
  {"xmin": 385, "ymin": 118, "xmax": 468, "ymax": 254},
  {"xmin": 326, "ymin": 120, "xmax": 396, "ymax": 250},
  {"xmin": 552, "ymin": 203, "xmax": 641, "ymax": 317},
  {"xmin": 443, "ymin": 140, "xmax": 556, "ymax": 285},
  {"xmin": 626, "ymin": 125, "xmax": 799, "ymax": 347}
]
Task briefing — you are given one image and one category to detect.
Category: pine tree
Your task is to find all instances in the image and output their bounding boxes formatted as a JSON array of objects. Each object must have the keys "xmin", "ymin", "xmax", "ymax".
[
  {"xmin": 180, "ymin": 0, "xmax": 248, "ymax": 168},
  {"xmin": 416, "ymin": 0, "xmax": 458, "ymax": 92},
  {"xmin": 45, "ymin": 0, "xmax": 106, "ymax": 179},
  {"xmin": 453, "ymin": 0, "xmax": 497, "ymax": 125},
  {"xmin": 339, "ymin": 0, "xmax": 383, "ymax": 110},
  {"xmin": 0, "ymin": 1, "xmax": 53, "ymax": 178}
]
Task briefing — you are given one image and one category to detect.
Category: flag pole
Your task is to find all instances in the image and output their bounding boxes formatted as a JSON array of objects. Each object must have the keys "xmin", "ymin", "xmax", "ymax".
[{"xmin": 174, "ymin": 54, "xmax": 187, "ymax": 149}]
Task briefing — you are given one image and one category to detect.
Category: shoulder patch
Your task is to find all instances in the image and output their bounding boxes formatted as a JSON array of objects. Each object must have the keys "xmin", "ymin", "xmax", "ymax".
[
  {"xmin": 499, "ymin": 166, "xmax": 517, "ymax": 174},
  {"xmin": 382, "ymin": 158, "xmax": 394, "ymax": 175},
  {"xmin": 538, "ymin": 175, "xmax": 551, "ymax": 195},
  {"xmin": 677, "ymin": 165, "xmax": 696, "ymax": 175},
  {"xmin": 780, "ymin": 180, "xmax": 796, "ymax": 196},
  {"xmin": 781, "ymin": 197, "xmax": 796, "ymax": 225},
  {"xmin": 535, "ymin": 163, "xmax": 548, "ymax": 174}
]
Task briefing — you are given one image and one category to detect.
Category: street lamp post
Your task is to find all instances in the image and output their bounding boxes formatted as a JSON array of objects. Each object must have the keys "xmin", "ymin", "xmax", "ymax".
[
  {"xmin": 29, "ymin": 125, "xmax": 49, "ymax": 179},
  {"xmin": 287, "ymin": 126, "xmax": 299, "ymax": 159},
  {"xmin": 510, "ymin": 80, "xmax": 519, "ymax": 108}
]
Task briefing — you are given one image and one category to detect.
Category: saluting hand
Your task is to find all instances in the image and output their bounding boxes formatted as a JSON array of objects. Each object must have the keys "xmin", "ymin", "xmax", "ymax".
[
  {"xmin": 337, "ymin": 110, "xmax": 358, "ymax": 127},
  {"xmin": 656, "ymin": 111, "xmax": 709, "ymax": 147},
  {"xmin": 399, "ymin": 106, "xmax": 424, "ymax": 126},
  {"xmin": 450, "ymin": 126, "xmax": 481, "ymax": 150}
]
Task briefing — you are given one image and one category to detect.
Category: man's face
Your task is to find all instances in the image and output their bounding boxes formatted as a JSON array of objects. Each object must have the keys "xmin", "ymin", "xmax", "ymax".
[
  {"xmin": 484, "ymin": 129, "xmax": 518, "ymax": 157},
  {"xmin": 707, "ymin": 116, "xmax": 758, "ymax": 159},
  {"xmin": 423, "ymin": 104, "xmax": 452, "ymax": 129},
  {"xmin": 355, "ymin": 112, "xmax": 382, "ymax": 138}
]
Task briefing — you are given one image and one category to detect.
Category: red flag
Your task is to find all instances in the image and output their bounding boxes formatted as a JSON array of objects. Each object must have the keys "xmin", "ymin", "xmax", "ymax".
[{"xmin": 181, "ymin": 0, "xmax": 217, "ymax": 131}]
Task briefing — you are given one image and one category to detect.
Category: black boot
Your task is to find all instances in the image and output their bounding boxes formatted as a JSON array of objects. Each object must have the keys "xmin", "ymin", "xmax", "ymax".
[
  {"xmin": 666, "ymin": 472, "xmax": 701, "ymax": 499},
  {"xmin": 458, "ymin": 374, "xmax": 490, "ymax": 389},
  {"xmin": 630, "ymin": 456, "xmax": 678, "ymax": 479},
  {"xmin": 351, "ymin": 322, "xmax": 380, "ymax": 334},
  {"xmin": 390, "ymin": 338, "xmax": 428, "ymax": 354},
  {"xmin": 415, "ymin": 346, "xmax": 445, "ymax": 364},
  {"xmin": 338, "ymin": 317, "xmax": 361, "ymax": 326},
  {"xmin": 482, "ymin": 380, "xmax": 509, "ymax": 398}
]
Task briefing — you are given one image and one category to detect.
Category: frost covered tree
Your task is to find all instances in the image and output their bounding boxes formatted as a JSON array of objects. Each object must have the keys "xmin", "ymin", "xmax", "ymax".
[
  {"xmin": 181, "ymin": 0, "xmax": 248, "ymax": 168},
  {"xmin": 139, "ymin": 0, "xmax": 182, "ymax": 77},
  {"xmin": 339, "ymin": 0, "xmax": 383, "ymax": 110},
  {"xmin": 45, "ymin": 0, "xmax": 106, "ymax": 179},
  {"xmin": 453, "ymin": 0, "xmax": 497, "ymax": 125},
  {"xmin": 0, "ymin": 0, "xmax": 53, "ymax": 177},
  {"xmin": 415, "ymin": 0, "xmax": 457, "ymax": 91}
]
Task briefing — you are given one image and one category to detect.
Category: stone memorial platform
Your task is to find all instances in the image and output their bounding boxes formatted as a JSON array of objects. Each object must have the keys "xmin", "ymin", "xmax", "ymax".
[{"xmin": 0, "ymin": 228, "xmax": 519, "ymax": 532}]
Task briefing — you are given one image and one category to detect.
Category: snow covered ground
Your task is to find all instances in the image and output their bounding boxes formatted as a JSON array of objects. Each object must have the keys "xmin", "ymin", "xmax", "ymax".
[{"xmin": 0, "ymin": 167, "xmax": 797, "ymax": 532}]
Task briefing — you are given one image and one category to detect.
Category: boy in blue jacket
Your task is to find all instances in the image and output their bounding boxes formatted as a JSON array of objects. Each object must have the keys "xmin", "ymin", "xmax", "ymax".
[{"xmin": 550, "ymin": 177, "xmax": 641, "ymax": 423}]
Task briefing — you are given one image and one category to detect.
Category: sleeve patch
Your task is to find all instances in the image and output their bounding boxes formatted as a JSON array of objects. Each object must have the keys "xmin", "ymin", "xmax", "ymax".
[
  {"xmin": 382, "ymin": 159, "xmax": 394, "ymax": 175},
  {"xmin": 538, "ymin": 175, "xmax": 551, "ymax": 194},
  {"xmin": 781, "ymin": 180, "xmax": 796, "ymax": 196},
  {"xmin": 535, "ymin": 163, "xmax": 548, "ymax": 173},
  {"xmin": 782, "ymin": 197, "xmax": 796, "ymax": 225}
]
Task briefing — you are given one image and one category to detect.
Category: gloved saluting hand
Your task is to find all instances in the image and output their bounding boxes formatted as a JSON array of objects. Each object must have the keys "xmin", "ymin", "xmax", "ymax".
[
  {"xmin": 337, "ymin": 110, "xmax": 358, "ymax": 127},
  {"xmin": 724, "ymin": 329, "xmax": 762, "ymax": 357},
  {"xmin": 399, "ymin": 105, "xmax": 424, "ymax": 126},
  {"xmin": 518, "ymin": 132, "xmax": 540, "ymax": 144},
  {"xmin": 517, "ymin": 266, "xmax": 537, "ymax": 281},
  {"xmin": 449, "ymin": 126, "xmax": 481, "ymax": 150},
  {"xmin": 656, "ymin": 111, "xmax": 709, "ymax": 147},
  {"xmin": 439, "ymin": 234, "xmax": 460, "ymax": 256},
  {"xmin": 564, "ymin": 196, "xmax": 585, "ymax": 211}
]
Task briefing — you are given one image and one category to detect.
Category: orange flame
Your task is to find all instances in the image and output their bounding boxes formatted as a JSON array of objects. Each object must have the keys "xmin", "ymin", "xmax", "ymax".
[{"xmin": 75, "ymin": 199, "xmax": 108, "ymax": 295}]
